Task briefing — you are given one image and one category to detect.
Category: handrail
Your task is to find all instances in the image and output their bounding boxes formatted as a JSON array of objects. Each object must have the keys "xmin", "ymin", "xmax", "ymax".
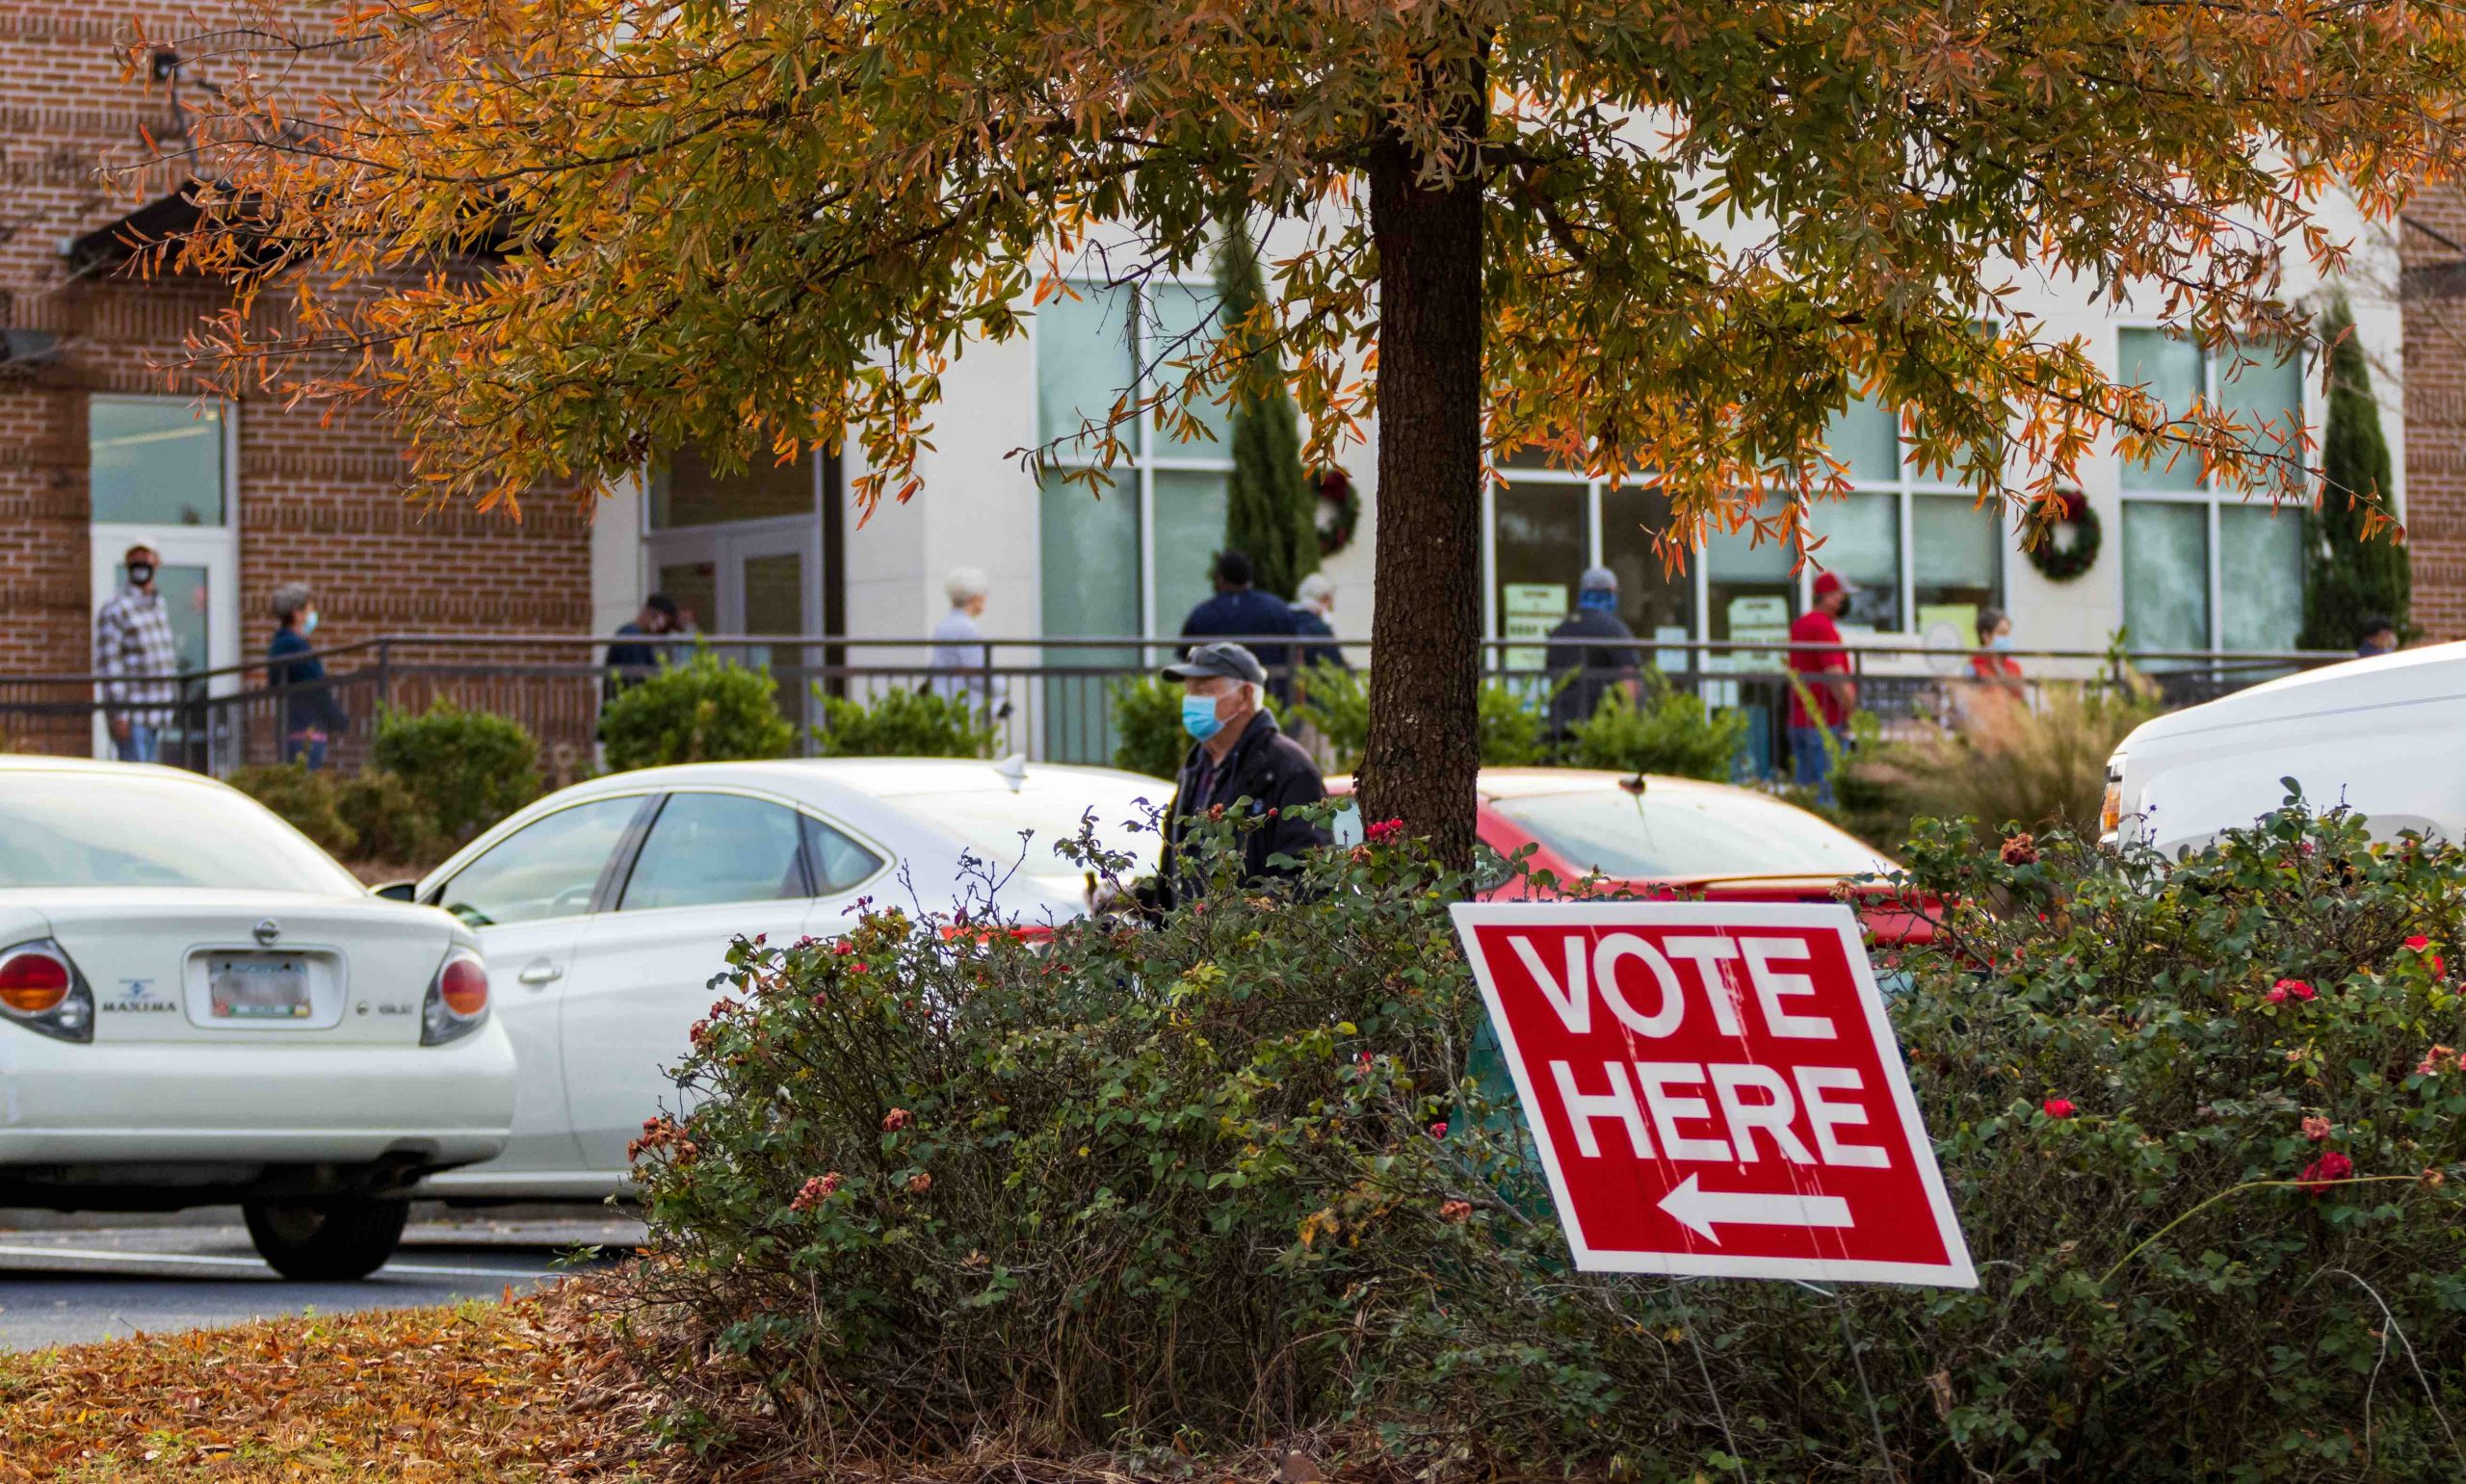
[{"xmin": 0, "ymin": 632, "xmax": 2367, "ymax": 688}]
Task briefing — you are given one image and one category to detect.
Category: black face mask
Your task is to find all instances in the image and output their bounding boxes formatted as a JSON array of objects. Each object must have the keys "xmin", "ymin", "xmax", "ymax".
[{"xmin": 126, "ymin": 563, "xmax": 155, "ymax": 587}]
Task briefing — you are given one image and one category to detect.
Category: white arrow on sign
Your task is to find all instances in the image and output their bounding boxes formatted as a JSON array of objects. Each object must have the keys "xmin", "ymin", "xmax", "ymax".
[{"xmin": 1657, "ymin": 1174, "xmax": 1856, "ymax": 1244}]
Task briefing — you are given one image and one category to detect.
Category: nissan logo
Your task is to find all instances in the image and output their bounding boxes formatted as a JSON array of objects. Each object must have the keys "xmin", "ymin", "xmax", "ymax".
[{"xmin": 252, "ymin": 919, "xmax": 281, "ymax": 947}]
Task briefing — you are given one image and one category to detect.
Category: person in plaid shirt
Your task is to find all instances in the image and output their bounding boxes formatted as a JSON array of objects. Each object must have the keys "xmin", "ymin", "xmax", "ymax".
[{"xmin": 94, "ymin": 542, "xmax": 179, "ymax": 763}]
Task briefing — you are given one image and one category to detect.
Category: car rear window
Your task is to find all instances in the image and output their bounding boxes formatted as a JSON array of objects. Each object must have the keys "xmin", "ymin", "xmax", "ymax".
[
  {"xmin": 0, "ymin": 774, "xmax": 364, "ymax": 894},
  {"xmin": 1492, "ymin": 786, "xmax": 1893, "ymax": 881}
]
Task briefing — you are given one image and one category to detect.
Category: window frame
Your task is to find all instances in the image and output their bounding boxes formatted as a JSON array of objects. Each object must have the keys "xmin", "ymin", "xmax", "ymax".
[
  {"xmin": 2113, "ymin": 323, "xmax": 2317, "ymax": 654},
  {"xmin": 1036, "ymin": 276, "xmax": 1237, "ymax": 641}
]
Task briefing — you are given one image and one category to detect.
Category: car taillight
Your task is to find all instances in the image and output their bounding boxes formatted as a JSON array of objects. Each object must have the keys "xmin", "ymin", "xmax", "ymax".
[
  {"xmin": 423, "ymin": 948, "xmax": 488, "ymax": 1046},
  {"xmin": 0, "ymin": 951, "xmax": 68, "ymax": 1013},
  {"xmin": 2100, "ymin": 772, "xmax": 2124, "ymax": 838},
  {"xmin": 0, "ymin": 941, "xmax": 92, "ymax": 1043}
]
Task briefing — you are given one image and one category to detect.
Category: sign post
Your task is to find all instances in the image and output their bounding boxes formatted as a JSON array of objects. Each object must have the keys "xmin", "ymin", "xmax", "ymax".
[{"xmin": 1450, "ymin": 900, "xmax": 1976, "ymax": 1288}]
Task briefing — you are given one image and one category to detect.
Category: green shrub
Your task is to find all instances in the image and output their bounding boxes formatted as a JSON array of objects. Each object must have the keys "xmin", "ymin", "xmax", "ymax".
[
  {"xmin": 621, "ymin": 801, "xmax": 2466, "ymax": 1480},
  {"xmin": 334, "ymin": 768, "xmax": 440, "ymax": 866},
  {"xmin": 1846, "ymin": 680, "xmax": 2160, "ymax": 846},
  {"xmin": 814, "ymin": 685, "xmax": 999, "ymax": 759},
  {"xmin": 598, "ymin": 649, "xmax": 795, "ymax": 771},
  {"xmin": 1293, "ymin": 663, "xmax": 1552, "ymax": 770},
  {"xmin": 371, "ymin": 698, "xmax": 542, "ymax": 847},
  {"xmin": 226, "ymin": 764, "xmax": 354, "ymax": 857},
  {"xmin": 1561, "ymin": 670, "xmax": 1749, "ymax": 780},
  {"xmin": 1109, "ymin": 675, "xmax": 1189, "ymax": 780}
]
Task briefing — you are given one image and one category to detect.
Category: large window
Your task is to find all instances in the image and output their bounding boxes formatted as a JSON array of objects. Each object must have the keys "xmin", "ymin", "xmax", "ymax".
[
  {"xmin": 2117, "ymin": 328, "xmax": 2307, "ymax": 656},
  {"xmin": 1488, "ymin": 452, "xmax": 1693, "ymax": 666},
  {"xmin": 90, "ymin": 398, "xmax": 227, "ymax": 528},
  {"xmin": 1810, "ymin": 394, "xmax": 2005, "ymax": 645},
  {"xmin": 1036, "ymin": 278, "xmax": 1233, "ymax": 641}
]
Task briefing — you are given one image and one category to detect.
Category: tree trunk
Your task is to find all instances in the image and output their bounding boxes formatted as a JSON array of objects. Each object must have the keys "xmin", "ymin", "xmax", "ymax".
[{"xmin": 1360, "ymin": 107, "xmax": 1485, "ymax": 869}]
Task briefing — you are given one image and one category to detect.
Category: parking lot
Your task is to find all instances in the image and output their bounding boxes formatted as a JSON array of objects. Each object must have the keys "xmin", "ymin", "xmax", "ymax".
[{"xmin": 0, "ymin": 1207, "xmax": 641, "ymax": 1350}]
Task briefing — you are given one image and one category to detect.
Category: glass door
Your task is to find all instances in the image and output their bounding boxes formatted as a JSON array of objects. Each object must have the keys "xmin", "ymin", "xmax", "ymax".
[{"xmin": 88, "ymin": 394, "xmax": 241, "ymax": 767}]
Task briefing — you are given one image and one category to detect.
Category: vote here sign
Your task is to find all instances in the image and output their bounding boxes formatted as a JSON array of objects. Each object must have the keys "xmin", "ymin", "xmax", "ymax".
[{"xmin": 1452, "ymin": 900, "xmax": 1976, "ymax": 1288}]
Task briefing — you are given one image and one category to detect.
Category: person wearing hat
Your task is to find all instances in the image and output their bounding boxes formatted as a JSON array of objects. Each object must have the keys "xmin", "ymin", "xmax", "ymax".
[
  {"xmin": 1544, "ymin": 566, "xmax": 1641, "ymax": 739},
  {"xmin": 1787, "ymin": 571, "xmax": 1860, "ymax": 803},
  {"xmin": 1130, "ymin": 640, "xmax": 1331, "ymax": 910}
]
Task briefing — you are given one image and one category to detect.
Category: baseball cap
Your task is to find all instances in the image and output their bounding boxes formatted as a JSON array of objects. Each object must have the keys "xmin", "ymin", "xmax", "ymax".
[
  {"xmin": 1812, "ymin": 571, "xmax": 1858, "ymax": 598},
  {"xmin": 1579, "ymin": 565, "xmax": 1618, "ymax": 594},
  {"xmin": 1161, "ymin": 641, "xmax": 1268, "ymax": 685}
]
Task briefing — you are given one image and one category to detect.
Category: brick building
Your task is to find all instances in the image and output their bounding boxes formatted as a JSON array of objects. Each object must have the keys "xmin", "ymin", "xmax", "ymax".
[
  {"xmin": 2401, "ymin": 189, "xmax": 2466, "ymax": 639},
  {"xmin": 0, "ymin": 9, "xmax": 590, "ymax": 751}
]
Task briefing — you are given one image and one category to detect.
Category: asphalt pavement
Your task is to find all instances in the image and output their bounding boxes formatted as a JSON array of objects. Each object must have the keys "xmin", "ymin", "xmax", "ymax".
[{"xmin": 0, "ymin": 1207, "xmax": 643, "ymax": 1350}]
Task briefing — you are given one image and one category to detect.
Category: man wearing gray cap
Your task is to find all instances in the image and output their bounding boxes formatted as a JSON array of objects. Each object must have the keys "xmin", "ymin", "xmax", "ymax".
[
  {"xmin": 1136, "ymin": 640, "xmax": 1331, "ymax": 909},
  {"xmin": 1543, "ymin": 566, "xmax": 1641, "ymax": 739}
]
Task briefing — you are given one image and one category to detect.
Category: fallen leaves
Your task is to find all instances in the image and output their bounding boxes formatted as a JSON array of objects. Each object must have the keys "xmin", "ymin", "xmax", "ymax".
[{"xmin": 0, "ymin": 1281, "xmax": 650, "ymax": 1481}]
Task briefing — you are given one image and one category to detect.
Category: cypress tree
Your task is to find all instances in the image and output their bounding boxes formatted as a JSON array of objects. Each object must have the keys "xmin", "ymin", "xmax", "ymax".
[
  {"xmin": 2298, "ymin": 295, "xmax": 2410, "ymax": 650},
  {"xmin": 1217, "ymin": 216, "xmax": 1318, "ymax": 599}
]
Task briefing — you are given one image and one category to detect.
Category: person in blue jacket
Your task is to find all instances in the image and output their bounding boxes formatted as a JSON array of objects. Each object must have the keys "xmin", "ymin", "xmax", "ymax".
[{"xmin": 267, "ymin": 583, "xmax": 349, "ymax": 770}]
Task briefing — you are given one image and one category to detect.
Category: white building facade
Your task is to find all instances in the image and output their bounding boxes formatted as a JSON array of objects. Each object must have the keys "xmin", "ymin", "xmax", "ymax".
[{"xmin": 589, "ymin": 208, "xmax": 2410, "ymax": 717}]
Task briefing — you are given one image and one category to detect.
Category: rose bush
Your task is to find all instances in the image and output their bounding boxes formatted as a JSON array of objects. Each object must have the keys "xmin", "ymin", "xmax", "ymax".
[{"xmin": 618, "ymin": 797, "xmax": 2466, "ymax": 1481}]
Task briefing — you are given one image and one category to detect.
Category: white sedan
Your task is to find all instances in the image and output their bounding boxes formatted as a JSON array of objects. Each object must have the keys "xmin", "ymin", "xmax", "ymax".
[
  {"xmin": 401, "ymin": 757, "xmax": 1165, "ymax": 1202},
  {"xmin": 0, "ymin": 758, "xmax": 515, "ymax": 1279}
]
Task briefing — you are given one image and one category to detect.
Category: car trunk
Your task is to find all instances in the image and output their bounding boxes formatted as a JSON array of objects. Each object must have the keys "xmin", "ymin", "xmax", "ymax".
[{"xmin": 0, "ymin": 889, "xmax": 454, "ymax": 1045}]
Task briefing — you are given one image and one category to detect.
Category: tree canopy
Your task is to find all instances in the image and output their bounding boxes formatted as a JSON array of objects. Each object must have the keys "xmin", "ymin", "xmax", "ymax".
[{"xmin": 144, "ymin": 0, "xmax": 2466, "ymax": 851}]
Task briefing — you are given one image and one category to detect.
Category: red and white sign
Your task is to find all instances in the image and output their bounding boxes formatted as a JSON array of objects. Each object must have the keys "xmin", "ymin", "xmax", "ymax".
[{"xmin": 1452, "ymin": 900, "xmax": 1976, "ymax": 1288}]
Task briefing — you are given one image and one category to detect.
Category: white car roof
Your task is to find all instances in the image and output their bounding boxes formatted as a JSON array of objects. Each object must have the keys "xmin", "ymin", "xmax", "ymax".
[
  {"xmin": 2122, "ymin": 641, "xmax": 2466, "ymax": 750},
  {"xmin": 551, "ymin": 756, "xmax": 1167, "ymax": 803},
  {"xmin": 0, "ymin": 756, "xmax": 234, "ymax": 788}
]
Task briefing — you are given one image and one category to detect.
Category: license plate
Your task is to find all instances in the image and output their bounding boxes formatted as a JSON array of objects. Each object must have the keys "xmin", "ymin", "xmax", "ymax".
[{"xmin": 208, "ymin": 953, "xmax": 311, "ymax": 1020}]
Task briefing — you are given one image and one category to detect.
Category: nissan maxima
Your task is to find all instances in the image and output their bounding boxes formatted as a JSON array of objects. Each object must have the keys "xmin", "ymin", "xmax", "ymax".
[{"xmin": 0, "ymin": 758, "xmax": 516, "ymax": 1279}]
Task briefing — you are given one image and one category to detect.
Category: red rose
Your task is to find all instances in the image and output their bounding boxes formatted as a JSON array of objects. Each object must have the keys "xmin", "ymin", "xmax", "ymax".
[
  {"xmin": 2296, "ymin": 1151, "xmax": 2355, "ymax": 1195},
  {"xmin": 789, "ymin": 1172, "xmax": 842, "ymax": 1212},
  {"xmin": 1439, "ymin": 1199, "xmax": 1474, "ymax": 1224},
  {"xmin": 2272, "ymin": 977, "xmax": 2315, "ymax": 1002},
  {"xmin": 2042, "ymin": 1099, "xmax": 2076, "ymax": 1119},
  {"xmin": 905, "ymin": 1171, "xmax": 933, "ymax": 1194},
  {"xmin": 1429, "ymin": 1121, "xmax": 1449, "ymax": 1139},
  {"xmin": 881, "ymin": 1107, "xmax": 913, "ymax": 1133},
  {"xmin": 1366, "ymin": 818, "xmax": 1405, "ymax": 844},
  {"xmin": 2265, "ymin": 986, "xmax": 2288, "ymax": 1004},
  {"xmin": 2405, "ymin": 935, "xmax": 2447, "ymax": 976},
  {"xmin": 1999, "ymin": 833, "xmax": 2039, "ymax": 867}
]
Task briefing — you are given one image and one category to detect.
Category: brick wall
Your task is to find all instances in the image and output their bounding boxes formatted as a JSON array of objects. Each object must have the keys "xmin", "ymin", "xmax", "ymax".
[
  {"xmin": 0, "ymin": 7, "xmax": 590, "ymax": 739},
  {"xmin": 2402, "ymin": 185, "xmax": 2466, "ymax": 639}
]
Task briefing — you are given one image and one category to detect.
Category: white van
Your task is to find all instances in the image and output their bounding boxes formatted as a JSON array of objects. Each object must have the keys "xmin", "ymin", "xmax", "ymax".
[{"xmin": 2102, "ymin": 643, "xmax": 2466, "ymax": 853}]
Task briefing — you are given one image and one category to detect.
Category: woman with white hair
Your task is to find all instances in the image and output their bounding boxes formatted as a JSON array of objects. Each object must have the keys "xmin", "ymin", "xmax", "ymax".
[
  {"xmin": 267, "ymin": 581, "xmax": 349, "ymax": 769},
  {"xmin": 1287, "ymin": 571, "xmax": 1348, "ymax": 672},
  {"xmin": 930, "ymin": 566, "xmax": 993, "ymax": 708}
]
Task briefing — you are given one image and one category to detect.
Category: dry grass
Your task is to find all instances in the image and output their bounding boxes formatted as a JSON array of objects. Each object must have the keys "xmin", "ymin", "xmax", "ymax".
[{"xmin": 0, "ymin": 1283, "xmax": 653, "ymax": 1481}]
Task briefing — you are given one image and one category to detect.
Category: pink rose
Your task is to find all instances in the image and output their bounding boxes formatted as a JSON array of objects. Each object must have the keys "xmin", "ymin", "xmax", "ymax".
[{"xmin": 2042, "ymin": 1099, "xmax": 2076, "ymax": 1119}]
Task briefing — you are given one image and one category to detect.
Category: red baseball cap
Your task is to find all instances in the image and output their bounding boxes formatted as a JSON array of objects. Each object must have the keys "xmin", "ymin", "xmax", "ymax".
[{"xmin": 1812, "ymin": 570, "xmax": 1858, "ymax": 598}]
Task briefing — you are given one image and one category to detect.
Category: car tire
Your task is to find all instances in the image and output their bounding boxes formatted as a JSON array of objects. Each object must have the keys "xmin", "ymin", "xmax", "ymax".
[{"xmin": 242, "ymin": 1196, "xmax": 411, "ymax": 1281}]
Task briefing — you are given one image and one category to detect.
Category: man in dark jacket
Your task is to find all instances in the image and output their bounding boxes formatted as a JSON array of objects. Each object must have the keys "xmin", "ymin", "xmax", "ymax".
[
  {"xmin": 1133, "ymin": 642, "xmax": 1331, "ymax": 910},
  {"xmin": 1179, "ymin": 551, "xmax": 1298, "ymax": 699},
  {"xmin": 1544, "ymin": 565, "xmax": 1641, "ymax": 738}
]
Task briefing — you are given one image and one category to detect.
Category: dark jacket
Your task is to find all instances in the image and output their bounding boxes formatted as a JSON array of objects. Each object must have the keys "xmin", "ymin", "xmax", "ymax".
[
  {"xmin": 1544, "ymin": 606, "xmax": 1641, "ymax": 735},
  {"xmin": 267, "ymin": 627, "xmax": 347, "ymax": 736},
  {"xmin": 1179, "ymin": 588, "xmax": 1298, "ymax": 692},
  {"xmin": 1143, "ymin": 709, "xmax": 1331, "ymax": 910},
  {"xmin": 606, "ymin": 622, "xmax": 669, "ymax": 700},
  {"xmin": 1289, "ymin": 603, "xmax": 1349, "ymax": 672}
]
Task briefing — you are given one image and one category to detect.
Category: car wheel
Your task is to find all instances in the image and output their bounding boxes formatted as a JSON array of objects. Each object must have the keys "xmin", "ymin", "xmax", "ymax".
[{"xmin": 242, "ymin": 1196, "xmax": 411, "ymax": 1281}]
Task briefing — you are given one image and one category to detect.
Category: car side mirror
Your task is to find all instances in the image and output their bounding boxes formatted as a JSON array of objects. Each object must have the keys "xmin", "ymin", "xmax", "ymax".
[{"xmin": 372, "ymin": 880, "xmax": 420, "ymax": 903}]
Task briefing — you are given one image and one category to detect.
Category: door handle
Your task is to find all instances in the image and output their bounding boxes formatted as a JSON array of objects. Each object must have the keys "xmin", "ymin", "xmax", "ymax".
[{"xmin": 517, "ymin": 960, "xmax": 564, "ymax": 986}]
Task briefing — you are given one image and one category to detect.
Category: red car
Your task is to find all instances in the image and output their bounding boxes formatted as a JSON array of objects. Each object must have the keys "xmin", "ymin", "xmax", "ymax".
[{"xmin": 1327, "ymin": 768, "xmax": 1935, "ymax": 950}]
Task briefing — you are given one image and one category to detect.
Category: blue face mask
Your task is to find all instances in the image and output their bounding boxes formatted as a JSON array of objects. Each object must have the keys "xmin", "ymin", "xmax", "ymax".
[
  {"xmin": 1987, "ymin": 632, "xmax": 2013, "ymax": 651},
  {"xmin": 1181, "ymin": 694, "xmax": 1224, "ymax": 742},
  {"xmin": 302, "ymin": 611, "xmax": 320, "ymax": 637}
]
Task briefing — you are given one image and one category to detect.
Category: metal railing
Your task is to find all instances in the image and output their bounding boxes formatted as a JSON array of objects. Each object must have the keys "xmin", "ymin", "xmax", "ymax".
[{"xmin": 0, "ymin": 632, "xmax": 2361, "ymax": 780}]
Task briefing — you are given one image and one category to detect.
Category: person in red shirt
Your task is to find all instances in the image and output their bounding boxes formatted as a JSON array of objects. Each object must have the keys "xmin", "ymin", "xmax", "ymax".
[{"xmin": 1787, "ymin": 571, "xmax": 1858, "ymax": 803}]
